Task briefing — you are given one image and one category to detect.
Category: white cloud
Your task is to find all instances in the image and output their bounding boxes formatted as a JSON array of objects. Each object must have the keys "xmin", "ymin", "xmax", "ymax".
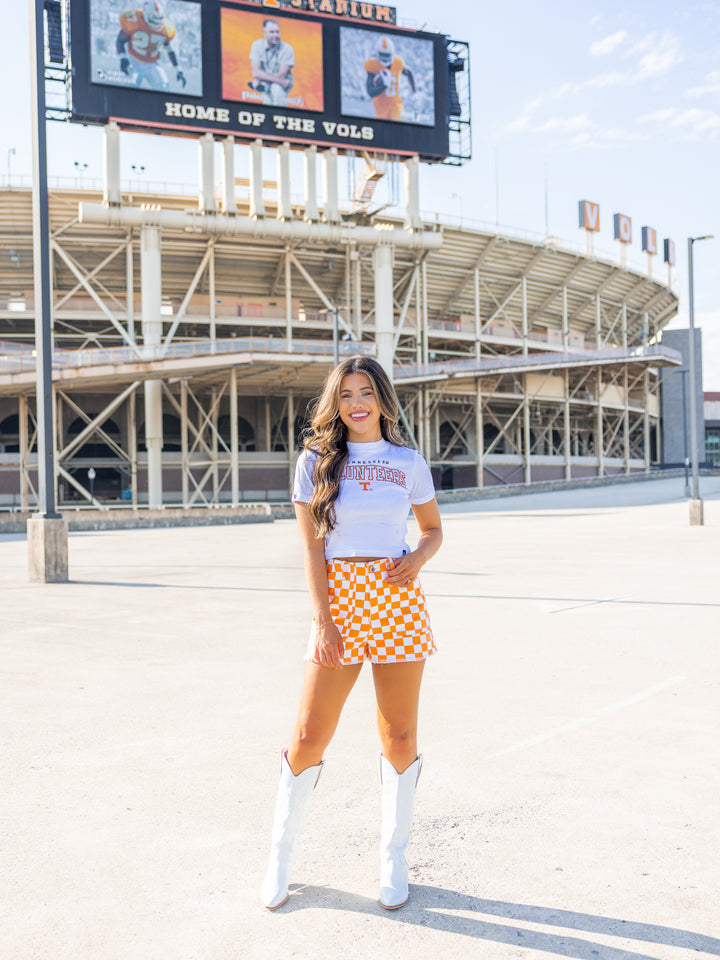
[
  {"xmin": 686, "ymin": 70, "xmax": 720, "ymax": 98},
  {"xmin": 535, "ymin": 114, "xmax": 592, "ymax": 133},
  {"xmin": 570, "ymin": 126, "xmax": 651, "ymax": 147},
  {"xmin": 589, "ymin": 30, "xmax": 627, "ymax": 56},
  {"xmin": 641, "ymin": 106, "xmax": 720, "ymax": 136},
  {"xmin": 630, "ymin": 32, "xmax": 683, "ymax": 78},
  {"xmin": 500, "ymin": 30, "xmax": 684, "ymax": 141}
]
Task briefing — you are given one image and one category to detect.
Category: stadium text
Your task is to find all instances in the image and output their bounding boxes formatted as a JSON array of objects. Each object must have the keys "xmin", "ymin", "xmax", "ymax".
[
  {"xmin": 248, "ymin": 0, "xmax": 396, "ymax": 24},
  {"xmin": 165, "ymin": 103, "xmax": 375, "ymax": 141},
  {"xmin": 165, "ymin": 103, "xmax": 230, "ymax": 123}
]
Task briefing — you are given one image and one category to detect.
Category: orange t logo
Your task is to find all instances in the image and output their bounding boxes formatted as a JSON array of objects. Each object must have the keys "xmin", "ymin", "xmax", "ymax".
[{"xmin": 358, "ymin": 482, "xmax": 372, "ymax": 491}]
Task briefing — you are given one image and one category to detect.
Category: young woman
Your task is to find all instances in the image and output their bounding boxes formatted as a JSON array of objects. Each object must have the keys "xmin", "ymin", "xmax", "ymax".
[{"xmin": 260, "ymin": 355, "xmax": 442, "ymax": 911}]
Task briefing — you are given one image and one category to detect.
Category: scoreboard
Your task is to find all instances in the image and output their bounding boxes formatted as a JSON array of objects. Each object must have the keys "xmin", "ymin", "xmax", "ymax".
[{"xmin": 68, "ymin": 0, "xmax": 461, "ymax": 161}]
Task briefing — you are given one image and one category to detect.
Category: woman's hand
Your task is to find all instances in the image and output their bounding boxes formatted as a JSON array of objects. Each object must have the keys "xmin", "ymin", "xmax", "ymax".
[
  {"xmin": 384, "ymin": 498, "xmax": 443, "ymax": 587},
  {"xmin": 383, "ymin": 550, "xmax": 426, "ymax": 586},
  {"xmin": 309, "ymin": 619, "xmax": 345, "ymax": 669}
]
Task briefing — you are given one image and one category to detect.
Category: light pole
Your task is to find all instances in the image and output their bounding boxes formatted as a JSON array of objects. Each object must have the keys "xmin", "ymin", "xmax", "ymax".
[
  {"xmin": 687, "ymin": 234, "xmax": 714, "ymax": 526},
  {"xmin": 28, "ymin": 0, "xmax": 68, "ymax": 581},
  {"xmin": 74, "ymin": 160, "xmax": 88, "ymax": 187},
  {"xmin": 679, "ymin": 368, "xmax": 690, "ymax": 497},
  {"xmin": 131, "ymin": 163, "xmax": 146, "ymax": 190}
]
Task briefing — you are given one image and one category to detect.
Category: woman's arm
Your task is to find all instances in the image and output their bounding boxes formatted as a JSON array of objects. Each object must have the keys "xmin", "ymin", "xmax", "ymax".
[
  {"xmin": 383, "ymin": 498, "xmax": 443, "ymax": 585},
  {"xmin": 295, "ymin": 502, "xmax": 344, "ymax": 669}
]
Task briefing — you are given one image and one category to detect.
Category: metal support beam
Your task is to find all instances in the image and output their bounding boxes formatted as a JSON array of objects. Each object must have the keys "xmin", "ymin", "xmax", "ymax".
[
  {"xmin": 623, "ymin": 367, "xmax": 630, "ymax": 473},
  {"xmin": 250, "ymin": 139, "xmax": 265, "ymax": 218},
  {"xmin": 19, "ymin": 395, "xmax": 30, "ymax": 510},
  {"xmin": 563, "ymin": 368, "xmax": 571, "ymax": 481},
  {"xmin": 198, "ymin": 133, "xmax": 216, "ymax": 215},
  {"xmin": 373, "ymin": 243, "xmax": 394, "ymax": 376},
  {"xmin": 230, "ymin": 368, "xmax": 239, "ymax": 506},
  {"xmin": 29, "ymin": 0, "xmax": 65, "ymax": 583},
  {"xmin": 103, "ymin": 122, "xmax": 121, "ymax": 207},
  {"xmin": 475, "ymin": 379, "xmax": 483, "ymax": 487},
  {"xmin": 211, "ymin": 386, "xmax": 219, "ymax": 500},
  {"xmin": 129, "ymin": 388, "xmax": 138, "ymax": 507},
  {"xmin": 304, "ymin": 145, "xmax": 319, "ymax": 222},
  {"xmin": 80, "ymin": 202, "xmax": 443, "ymax": 251},
  {"xmin": 181, "ymin": 380, "xmax": 189, "ymax": 507},
  {"xmin": 222, "ymin": 136, "xmax": 237, "ymax": 215},
  {"xmin": 287, "ymin": 390, "xmax": 295, "ymax": 486},
  {"xmin": 288, "ymin": 251, "xmax": 353, "ymax": 337},
  {"xmin": 264, "ymin": 396, "xmax": 272, "ymax": 452},
  {"xmin": 209, "ymin": 244, "xmax": 216, "ymax": 341},
  {"xmin": 422, "ymin": 260, "xmax": 429, "ymax": 365},
  {"xmin": 523, "ymin": 378, "xmax": 532, "ymax": 484},
  {"xmin": 285, "ymin": 248, "xmax": 293, "ymax": 342},
  {"xmin": 474, "ymin": 267, "xmax": 481, "ymax": 362},
  {"xmin": 52, "ymin": 240, "xmax": 134, "ymax": 346},
  {"xmin": 643, "ymin": 369, "xmax": 651, "ymax": 471},
  {"xmin": 141, "ymin": 225, "xmax": 163, "ymax": 507},
  {"xmin": 163, "ymin": 241, "xmax": 214, "ymax": 347},
  {"xmin": 277, "ymin": 142, "xmax": 292, "ymax": 220},
  {"xmin": 596, "ymin": 368, "xmax": 604, "ymax": 476},
  {"xmin": 323, "ymin": 147, "xmax": 340, "ymax": 223},
  {"xmin": 404, "ymin": 156, "xmax": 422, "ymax": 231},
  {"xmin": 126, "ymin": 234, "xmax": 135, "ymax": 343}
]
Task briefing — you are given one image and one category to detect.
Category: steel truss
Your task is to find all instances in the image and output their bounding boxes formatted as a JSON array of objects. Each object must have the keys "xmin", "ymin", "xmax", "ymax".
[{"xmin": 0, "ymin": 144, "xmax": 678, "ymax": 507}]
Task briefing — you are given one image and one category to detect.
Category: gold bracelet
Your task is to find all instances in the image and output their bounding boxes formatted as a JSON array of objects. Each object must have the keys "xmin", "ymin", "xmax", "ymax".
[{"xmin": 316, "ymin": 616, "xmax": 334, "ymax": 628}]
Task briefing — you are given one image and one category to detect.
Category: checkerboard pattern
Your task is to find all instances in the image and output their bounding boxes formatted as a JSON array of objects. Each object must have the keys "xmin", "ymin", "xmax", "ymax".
[{"xmin": 308, "ymin": 558, "xmax": 436, "ymax": 665}]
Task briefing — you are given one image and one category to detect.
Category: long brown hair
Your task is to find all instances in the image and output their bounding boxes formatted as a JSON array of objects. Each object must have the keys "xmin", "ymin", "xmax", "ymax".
[{"xmin": 303, "ymin": 356, "xmax": 404, "ymax": 536}]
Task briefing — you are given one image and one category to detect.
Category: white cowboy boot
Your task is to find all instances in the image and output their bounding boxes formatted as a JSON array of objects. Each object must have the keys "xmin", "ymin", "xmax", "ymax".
[
  {"xmin": 378, "ymin": 753, "xmax": 422, "ymax": 909},
  {"xmin": 260, "ymin": 751, "xmax": 324, "ymax": 910}
]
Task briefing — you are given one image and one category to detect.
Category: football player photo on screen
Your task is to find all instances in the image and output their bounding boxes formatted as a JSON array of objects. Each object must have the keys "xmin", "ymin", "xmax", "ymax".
[
  {"xmin": 89, "ymin": 0, "xmax": 203, "ymax": 95},
  {"xmin": 340, "ymin": 27, "xmax": 435, "ymax": 127}
]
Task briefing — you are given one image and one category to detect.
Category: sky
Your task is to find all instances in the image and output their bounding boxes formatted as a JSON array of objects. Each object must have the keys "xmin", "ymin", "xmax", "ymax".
[{"xmin": 1, "ymin": 0, "xmax": 718, "ymax": 385}]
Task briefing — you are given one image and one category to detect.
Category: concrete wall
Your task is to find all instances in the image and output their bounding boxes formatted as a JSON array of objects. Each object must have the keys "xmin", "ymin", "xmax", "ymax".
[{"xmin": 660, "ymin": 328, "xmax": 705, "ymax": 465}]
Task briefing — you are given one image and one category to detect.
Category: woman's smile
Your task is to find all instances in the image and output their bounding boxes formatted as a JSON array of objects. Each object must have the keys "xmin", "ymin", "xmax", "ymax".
[{"xmin": 339, "ymin": 372, "xmax": 382, "ymax": 442}]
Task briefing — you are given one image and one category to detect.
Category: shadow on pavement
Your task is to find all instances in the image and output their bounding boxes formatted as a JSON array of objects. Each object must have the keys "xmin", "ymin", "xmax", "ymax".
[{"xmin": 281, "ymin": 884, "xmax": 720, "ymax": 958}]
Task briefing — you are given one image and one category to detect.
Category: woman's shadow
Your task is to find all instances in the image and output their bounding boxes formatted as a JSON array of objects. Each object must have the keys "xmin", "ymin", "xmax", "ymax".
[{"xmin": 280, "ymin": 883, "xmax": 719, "ymax": 960}]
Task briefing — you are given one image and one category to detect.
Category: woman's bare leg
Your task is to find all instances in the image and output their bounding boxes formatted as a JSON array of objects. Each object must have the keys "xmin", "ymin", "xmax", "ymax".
[
  {"xmin": 286, "ymin": 661, "xmax": 363, "ymax": 773},
  {"xmin": 372, "ymin": 660, "xmax": 426, "ymax": 772}
]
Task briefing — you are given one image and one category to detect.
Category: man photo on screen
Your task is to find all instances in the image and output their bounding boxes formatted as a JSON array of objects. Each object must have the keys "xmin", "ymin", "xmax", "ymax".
[
  {"xmin": 248, "ymin": 18, "xmax": 295, "ymax": 106},
  {"xmin": 116, "ymin": 0, "xmax": 186, "ymax": 91},
  {"xmin": 365, "ymin": 36, "xmax": 415, "ymax": 121}
]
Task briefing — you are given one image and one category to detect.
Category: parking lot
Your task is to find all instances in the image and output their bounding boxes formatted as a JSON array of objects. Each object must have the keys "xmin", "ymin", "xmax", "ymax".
[{"xmin": 1, "ymin": 476, "xmax": 718, "ymax": 960}]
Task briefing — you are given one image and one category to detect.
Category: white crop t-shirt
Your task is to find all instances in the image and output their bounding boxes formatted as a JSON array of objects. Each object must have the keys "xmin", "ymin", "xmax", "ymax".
[{"xmin": 292, "ymin": 438, "xmax": 436, "ymax": 560}]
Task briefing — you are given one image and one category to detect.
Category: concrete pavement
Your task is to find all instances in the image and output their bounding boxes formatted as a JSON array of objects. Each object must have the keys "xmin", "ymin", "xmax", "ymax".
[{"xmin": 1, "ymin": 476, "xmax": 718, "ymax": 960}]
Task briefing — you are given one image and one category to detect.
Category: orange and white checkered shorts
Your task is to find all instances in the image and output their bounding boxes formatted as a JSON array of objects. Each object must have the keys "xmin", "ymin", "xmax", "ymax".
[{"xmin": 306, "ymin": 558, "xmax": 436, "ymax": 665}]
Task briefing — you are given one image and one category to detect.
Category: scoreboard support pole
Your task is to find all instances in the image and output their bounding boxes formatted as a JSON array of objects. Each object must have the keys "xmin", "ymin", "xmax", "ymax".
[
  {"xmin": 222, "ymin": 136, "xmax": 237, "ymax": 215},
  {"xmin": 27, "ymin": 0, "xmax": 69, "ymax": 582},
  {"xmin": 141, "ymin": 226, "xmax": 164, "ymax": 509},
  {"xmin": 373, "ymin": 242, "xmax": 394, "ymax": 377},
  {"xmin": 199, "ymin": 134, "xmax": 216, "ymax": 214}
]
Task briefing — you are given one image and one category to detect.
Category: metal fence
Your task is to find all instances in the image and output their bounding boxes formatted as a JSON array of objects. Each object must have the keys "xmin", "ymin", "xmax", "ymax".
[{"xmin": 0, "ymin": 336, "xmax": 376, "ymax": 374}]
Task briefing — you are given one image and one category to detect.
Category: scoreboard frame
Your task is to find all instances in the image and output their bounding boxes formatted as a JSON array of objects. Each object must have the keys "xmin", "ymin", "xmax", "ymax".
[{"xmin": 68, "ymin": 0, "xmax": 456, "ymax": 161}]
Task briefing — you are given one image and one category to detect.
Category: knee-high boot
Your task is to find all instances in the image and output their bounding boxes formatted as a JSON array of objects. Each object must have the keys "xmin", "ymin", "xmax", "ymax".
[
  {"xmin": 378, "ymin": 753, "xmax": 422, "ymax": 909},
  {"xmin": 260, "ymin": 751, "xmax": 324, "ymax": 910}
]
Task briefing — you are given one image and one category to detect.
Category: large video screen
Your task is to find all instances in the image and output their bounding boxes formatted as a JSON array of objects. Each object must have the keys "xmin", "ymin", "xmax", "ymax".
[
  {"xmin": 221, "ymin": 8, "xmax": 324, "ymax": 113},
  {"xmin": 89, "ymin": 0, "xmax": 203, "ymax": 96},
  {"xmin": 70, "ymin": 0, "xmax": 457, "ymax": 162},
  {"xmin": 340, "ymin": 26, "xmax": 435, "ymax": 127}
]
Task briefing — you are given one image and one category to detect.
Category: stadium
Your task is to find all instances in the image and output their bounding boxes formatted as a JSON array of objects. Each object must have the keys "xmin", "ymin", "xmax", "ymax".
[{"xmin": 0, "ymin": 155, "xmax": 680, "ymax": 510}]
